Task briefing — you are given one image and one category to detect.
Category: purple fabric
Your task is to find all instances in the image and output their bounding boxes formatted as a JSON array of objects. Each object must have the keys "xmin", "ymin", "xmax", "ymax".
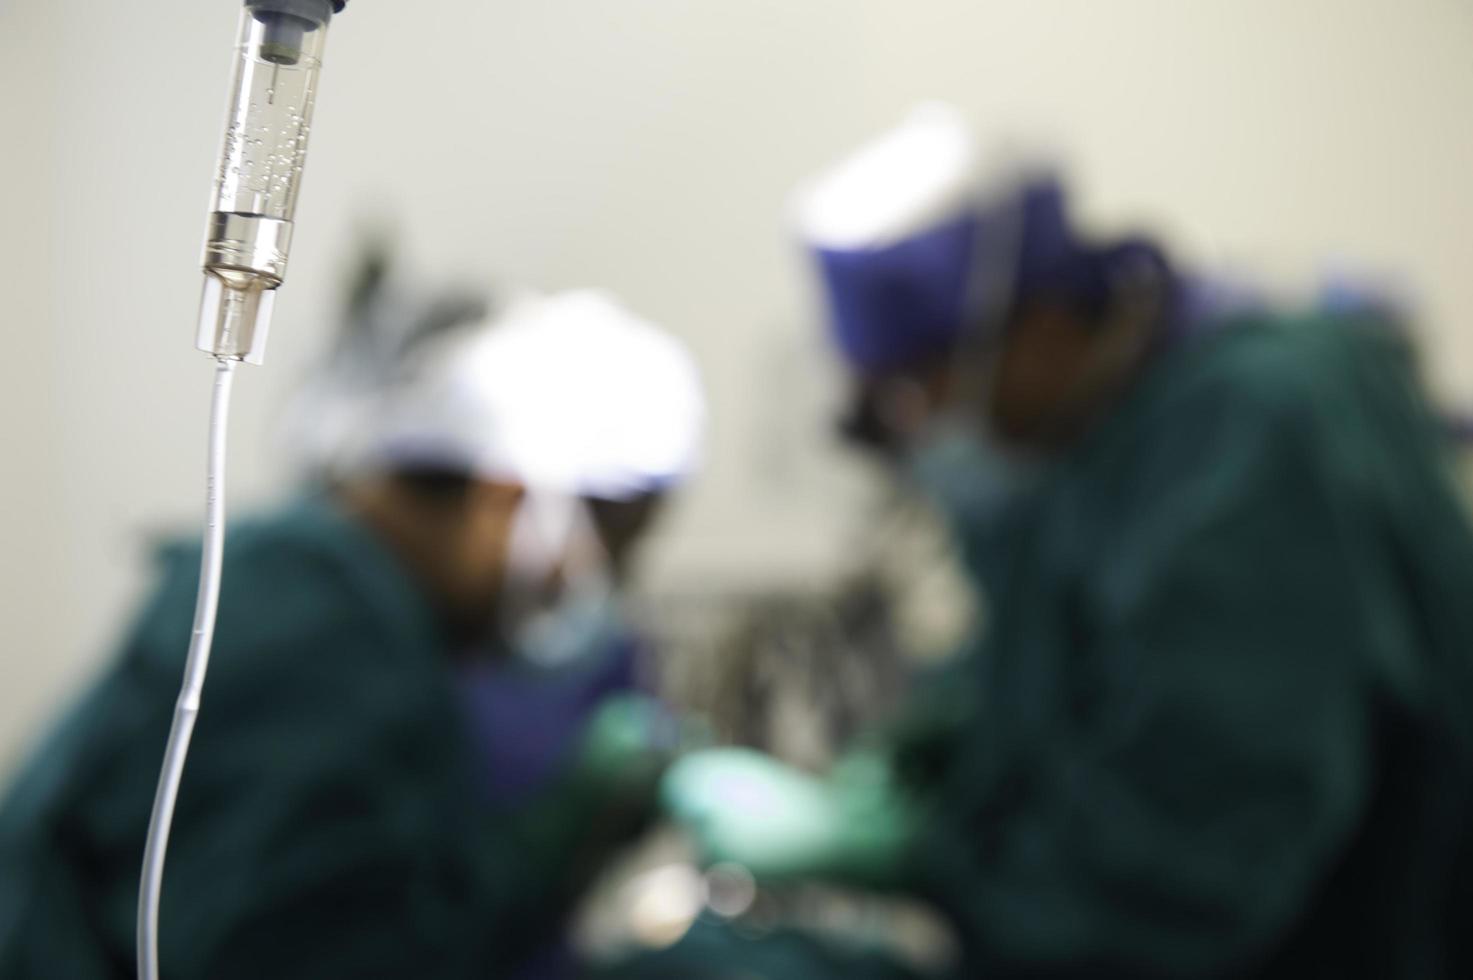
[
  {"xmin": 1010, "ymin": 180, "xmax": 1098, "ymax": 307},
  {"xmin": 810, "ymin": 176, "xmax": 1174, "ymax": 373},
  {"xmin": 455, "ymin": 633, "xmax": 642, "ymax": 806},
  {"xmin": 813, "ymin": 212, "xmax": 980, "ymax": 372}
]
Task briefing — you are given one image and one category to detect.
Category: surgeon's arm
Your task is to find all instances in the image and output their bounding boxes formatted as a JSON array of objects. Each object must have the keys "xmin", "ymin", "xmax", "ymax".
[
  {"xmin": 920, "ymin": 373, "xmax": 1381, "ymax": 976},
  {"xmin": 501, "ymin": 693, "xmax": 674, "ymax": 902},
  {"xmin": 154, "ymin": 613, "xmax": 565, "ymax": 978},
  {"xmin": 662, "ymin": 745, "xmax": 923, "ymax": 890}
]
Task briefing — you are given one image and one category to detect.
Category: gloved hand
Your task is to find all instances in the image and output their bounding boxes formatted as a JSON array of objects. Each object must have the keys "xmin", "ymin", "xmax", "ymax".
[
  {"xmin": 661, "ymin": 747, "xmax": 918, "ymax": 888},
  {"xmin": 575, "ymin": 693, "xmax": 679, "ymax": 782},
  {"xmin": 566, "ymin": 693, "xmax": 677, "ymax": 832},
  {"xmin": 515, "ymin": 693, "xmax": 677, "ymax": 907}
]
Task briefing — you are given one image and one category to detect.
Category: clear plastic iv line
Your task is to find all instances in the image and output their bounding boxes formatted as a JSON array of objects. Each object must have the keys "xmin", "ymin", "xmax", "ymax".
[
  {"xmin": 137, "ymin": 357, "xmax": 238, "ymax": 980},
  {"xmin": 138, "ymin": 4, "xmax": 342, "ymax": 972}
]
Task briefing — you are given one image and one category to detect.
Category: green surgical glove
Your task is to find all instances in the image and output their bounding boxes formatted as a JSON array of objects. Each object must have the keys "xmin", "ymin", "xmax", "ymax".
[
  {"xmin": 515, "ymin": 694, "xmax": 677, "ymax": 904},
  {"xmin": 661, "ymin": 747, "xmax": 919, "ymax": 888},
  {"xmin": 574, "ymin": 693, "xmax": 678, "ymax": 791}
]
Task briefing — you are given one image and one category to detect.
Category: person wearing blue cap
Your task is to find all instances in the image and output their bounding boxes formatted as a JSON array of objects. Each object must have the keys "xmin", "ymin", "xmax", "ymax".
[{"xmin": 628, "ymin": 105, "xmax": 1473, "ymax": 979}]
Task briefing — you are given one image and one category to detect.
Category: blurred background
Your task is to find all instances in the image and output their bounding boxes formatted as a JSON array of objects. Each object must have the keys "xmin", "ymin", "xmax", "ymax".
[{"xmin": 2, "ymin": 0, "xmax": 1472, "ymax": 774}]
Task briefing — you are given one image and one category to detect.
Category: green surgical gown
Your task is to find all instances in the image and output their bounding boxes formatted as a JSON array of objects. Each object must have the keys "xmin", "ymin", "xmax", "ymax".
[
  {"xmin": 612, "ymin": 313, "xmax": 1473, "ymax": 980},
  {"xmin": 896, "ymin": 313, "xmax": 1473, "ymax": 977},
  {"xmin": 0, "ymin": 498, "xmax": 596, "ymax": 978}
]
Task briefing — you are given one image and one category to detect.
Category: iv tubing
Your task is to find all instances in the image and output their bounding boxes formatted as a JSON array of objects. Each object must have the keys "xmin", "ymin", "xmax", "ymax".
[{"xmin": 137, "ymin": 357, "xmax": 238, "ymax": 980}]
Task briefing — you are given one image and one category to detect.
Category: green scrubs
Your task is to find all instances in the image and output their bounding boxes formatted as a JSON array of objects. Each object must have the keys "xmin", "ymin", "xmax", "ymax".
[
  {"xmin": 644, "ymin": 314, "xmax": 1473, "ymax": 979},
  {"xmin": 896, "ymin": 313, "xmax": 1473, "ymax": 977},
  {"xmin": 0, "ymin": 498, "xmax": 597, "ymax": 978}
]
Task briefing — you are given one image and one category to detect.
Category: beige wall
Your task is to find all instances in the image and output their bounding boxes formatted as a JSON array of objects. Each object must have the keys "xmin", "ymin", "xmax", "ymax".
[{"xmin": 1, "ymin": 0, "xmax": 1470, "ymax": 768}]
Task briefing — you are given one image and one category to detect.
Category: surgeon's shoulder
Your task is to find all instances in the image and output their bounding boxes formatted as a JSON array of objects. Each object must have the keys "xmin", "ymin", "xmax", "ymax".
[
  {"xmin": 150, "ymin": 496, "xmax": 423, "ymax": 663},
  {"xmin": 218, "ymin": 497, "xmax": 359, "ymax": 575},
  {"xmin": 1141, "ymin": 313, "xmax": 1400, "ymax": 438},
  {"xmin": 150, "ymin": 503, "xmax": 327, "ymax": 605}
]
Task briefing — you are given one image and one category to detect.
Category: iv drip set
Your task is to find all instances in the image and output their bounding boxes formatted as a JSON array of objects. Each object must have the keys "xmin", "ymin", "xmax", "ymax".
[{"xmin": 138, "ymin": 3, "xmax": 347, "ymax": 978}]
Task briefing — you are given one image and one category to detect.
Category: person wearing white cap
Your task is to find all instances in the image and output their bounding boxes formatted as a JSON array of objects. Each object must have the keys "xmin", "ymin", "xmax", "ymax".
[
  {"xmin": 0, "ymin": 288, "xmax": 703, "ymax": 978},
  {"xmin": 639, "ymin": 105, "xmax": 1473, "ymax": 980},
  {"xmin": 348, "ymin": 287, "xmax": 704, "ymax": 598}
]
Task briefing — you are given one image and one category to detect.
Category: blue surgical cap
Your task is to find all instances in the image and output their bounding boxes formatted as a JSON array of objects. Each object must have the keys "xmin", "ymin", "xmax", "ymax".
[
  {"xmin": 811, "ymin": 212, "xmax": 980, "ymax": 372},
  {"xmin": 796, "ymin": 106, "xmax": 1174, "ymax": 375},
  {"xmin": 807, "ymin": 174, "xmax": 1128, "ymax": 373}
]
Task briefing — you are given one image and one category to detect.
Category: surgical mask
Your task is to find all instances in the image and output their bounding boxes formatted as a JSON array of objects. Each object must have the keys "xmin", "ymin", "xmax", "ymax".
[
  {"xmin": 906, "ymin": 420, "xmax": 1044, "ymax": 536},
  {"xmin": 498, "ymin": 486, "xmax": 621, "ymax": 664},
  {"xmin": 516, "ymin": 587, "xmax": 627, "ymax": 669}
]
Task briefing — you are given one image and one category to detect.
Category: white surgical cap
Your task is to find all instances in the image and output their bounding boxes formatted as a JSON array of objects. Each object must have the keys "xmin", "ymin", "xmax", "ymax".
[
  {"xmin": 350, "ymin": 290, "xmax": 705, "ymax": 500},
  {"xmin": 794, "ymin": 102, "xmax": 980, "ymax": 250}
]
